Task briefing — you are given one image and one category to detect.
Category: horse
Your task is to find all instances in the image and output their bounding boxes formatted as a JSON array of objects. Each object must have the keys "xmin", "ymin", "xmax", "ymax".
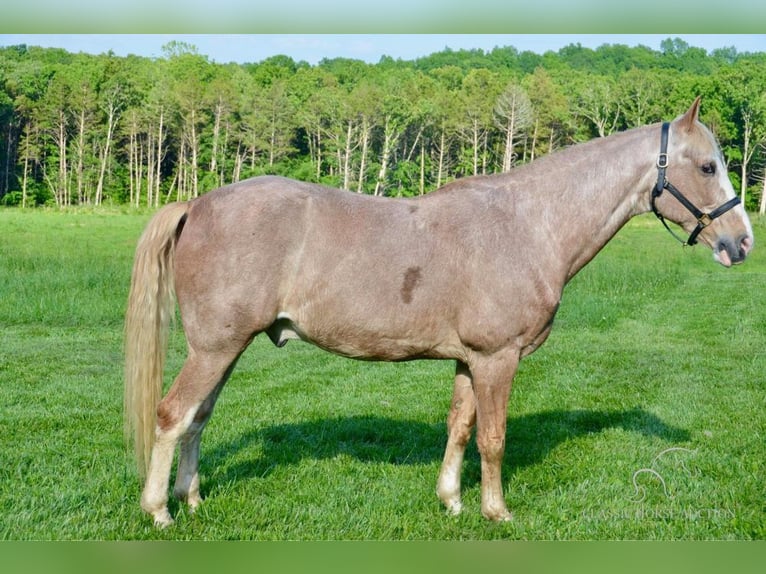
[{"xmin": 124, "ymin": 98, "xmax": 753, "ymax": 527}]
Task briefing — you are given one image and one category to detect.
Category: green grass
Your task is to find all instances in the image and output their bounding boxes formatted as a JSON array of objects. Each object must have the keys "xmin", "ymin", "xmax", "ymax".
[{"xmin": 0, "ymin": 208, "xmax": 764, "ymax": 540}]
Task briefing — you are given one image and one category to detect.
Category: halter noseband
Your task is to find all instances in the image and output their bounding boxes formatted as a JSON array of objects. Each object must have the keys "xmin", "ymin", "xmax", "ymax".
[{"xmin": 651, "ymin": 122, "xmax": 741, "ymax": 246}]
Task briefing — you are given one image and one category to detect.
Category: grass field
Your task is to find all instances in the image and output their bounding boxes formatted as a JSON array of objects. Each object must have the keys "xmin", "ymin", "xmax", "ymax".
[{"xmin": 0, "ymin": 207, "xmax": 764, "ymax": 540}]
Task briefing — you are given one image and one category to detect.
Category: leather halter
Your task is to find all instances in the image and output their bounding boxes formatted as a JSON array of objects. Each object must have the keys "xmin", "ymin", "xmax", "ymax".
[{"xmin": 651, "ymin": 122, "xmax": 741, "ymax": 246}]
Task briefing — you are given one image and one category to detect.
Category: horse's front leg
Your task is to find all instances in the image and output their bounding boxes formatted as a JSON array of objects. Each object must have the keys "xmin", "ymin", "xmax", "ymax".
[
  {"xmin": 471, "ymin": 349, "xmax": 518, "ymax": 521},
  {"xmin": 436, "ymin": 362, "xmax": 476, "ymax": 515}
]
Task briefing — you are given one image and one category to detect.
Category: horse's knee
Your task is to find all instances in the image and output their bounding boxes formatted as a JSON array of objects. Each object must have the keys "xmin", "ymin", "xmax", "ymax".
[
  {"xmin": 476, "ymin": 432, "xmax": 505, "ymax": 461},
  {"xmin": 447, "ymin": 410, "xmax": 475, "ymax": 446}
]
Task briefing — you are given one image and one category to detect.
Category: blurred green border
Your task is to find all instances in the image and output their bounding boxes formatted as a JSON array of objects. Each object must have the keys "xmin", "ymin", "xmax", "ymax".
[
  {"xmin": 0, "ymin": 0, "xmax": 765, "ymax": 32},
  {"xmin": 1, "ymin": 0, "xmax": 764, "ymax": 570},
  {"xmin": 1, "ymin": 541, "xmax": 765, "ymax": 574}
]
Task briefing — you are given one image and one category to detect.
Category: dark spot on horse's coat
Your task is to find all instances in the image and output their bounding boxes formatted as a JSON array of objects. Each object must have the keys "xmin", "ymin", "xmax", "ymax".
[
  {"xmin": 401, "ymin": 267, "xmax": 422, "ymax": 304},
  {"xmin": 409, "ymin": 205, "xmax": 418, "ymax": 214}
]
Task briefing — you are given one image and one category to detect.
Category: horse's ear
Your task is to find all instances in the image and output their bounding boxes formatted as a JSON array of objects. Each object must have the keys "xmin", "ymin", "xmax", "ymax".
[{"xmin": 677, "ymin": 96, "xmax": 702, "ymax": 132}]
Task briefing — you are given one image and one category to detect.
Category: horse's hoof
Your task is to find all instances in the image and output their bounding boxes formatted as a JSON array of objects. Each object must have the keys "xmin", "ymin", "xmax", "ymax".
[
  {"xmin": 152, "ymin": 509, "xmax": 175, "ymax": 528},
  {"xmin": 483, "ymin": 508, "xmax": 513, "ymax": 522},
  {"xmin": 445, "ymin": 500, "xmax": 462, "ymax": 516},
  {"xmin": 437, "ymin": 489, "xmax": 463, "ymax": 516}
]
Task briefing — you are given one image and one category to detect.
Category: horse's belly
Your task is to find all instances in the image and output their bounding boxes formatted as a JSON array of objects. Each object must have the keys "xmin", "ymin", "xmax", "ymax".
[{"xmin": 265, "ymin": 311, "xmax": 463, "ymax": 362}]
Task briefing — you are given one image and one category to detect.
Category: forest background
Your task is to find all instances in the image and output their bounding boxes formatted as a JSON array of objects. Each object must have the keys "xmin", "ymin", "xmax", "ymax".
[{"xmin": 1, "ymin": 37, "xmax": 765, "ymax": 212}]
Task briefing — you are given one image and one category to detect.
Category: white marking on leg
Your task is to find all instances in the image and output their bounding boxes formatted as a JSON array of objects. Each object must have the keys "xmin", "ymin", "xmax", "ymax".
[
  {"xmin": 141, "ymin": 404, "xmax": 201, "ymax": 527},
  {"xmin": 437, "ymin": 446, "xmax": 465, "ymax": 515},
  {"xmin": 174, "ymin": 426, "xmax": 203, "ymax": 510}
]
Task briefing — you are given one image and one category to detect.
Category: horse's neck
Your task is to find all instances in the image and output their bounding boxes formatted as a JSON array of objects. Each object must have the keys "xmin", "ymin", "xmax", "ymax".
[{"xmin": 526, "ymin": 126, "xmax": 658, "ymax": 282}]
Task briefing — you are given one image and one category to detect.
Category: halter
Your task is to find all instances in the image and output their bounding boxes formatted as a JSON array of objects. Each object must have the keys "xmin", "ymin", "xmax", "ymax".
[{"xmin": 651, "ymin": 122, "xmax": 741, "ymax": 246}]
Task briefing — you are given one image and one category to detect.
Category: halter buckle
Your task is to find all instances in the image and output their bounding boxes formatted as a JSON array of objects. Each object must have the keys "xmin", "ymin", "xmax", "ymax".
[
  {"xmin": 697, "ymin": 213, "xmax": 712, "ymax": 228},
  {"xmin": 657, "ymin": 153, "xmax": 669, "ymax": 169}
]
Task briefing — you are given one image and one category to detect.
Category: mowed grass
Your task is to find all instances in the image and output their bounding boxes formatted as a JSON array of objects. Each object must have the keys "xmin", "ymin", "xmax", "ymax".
[{"xmin": 0, "ymin": 207, "xmax": 764, "ymax": 540}]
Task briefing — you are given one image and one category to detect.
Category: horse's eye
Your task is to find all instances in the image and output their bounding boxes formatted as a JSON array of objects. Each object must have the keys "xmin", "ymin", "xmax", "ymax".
[{"xmin": 701, "ymin": 162, "xmax": 716, "ymax": 176}]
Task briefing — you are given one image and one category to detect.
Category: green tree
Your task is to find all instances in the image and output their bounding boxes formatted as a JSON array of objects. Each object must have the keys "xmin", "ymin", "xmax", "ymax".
[
  {"xmin": 164, "ymin": 42, "xmax": 215, "ymax": 200},
  {"xmin": 617, "ymin": 67, "xmax": 665, "ymax": 128},
  {"xmin": 457, "ymin": 68, "xmax": 502, "ymax": 176},
  {"xmin": 290, "ymin": 66, "xmax": 339, "ymax": 183},
  {"xmin": 372, "ymin": 69, "xmax": 418, "ymax": 196},
  {"xmin": 3, "ymin": 50, "xmax": 51, "ymax": 206},
  {"xmin": 1, "ymin": 38, "xmax": 765, "ymax": 211},
  {"xmin": 493, "ymin": 82, "xmax": 533, "ymax": 172},
  {"xmin": 569, "ymin": 72, "xmax": 622, "ymax": 139},
  {"xmin": 424, "ymin": 66, "xmax": 463, "ymax": 188},
  {"xmin": 348, "ymin": 77, "xmax": 383, "ymax": 193},
  {"xmin": 523, "ymin": 67, "xmax": 569, "ymax": 158},
  {"xmin": 714, "ymin": 61, "xmax": 766, "ymax": 208}
]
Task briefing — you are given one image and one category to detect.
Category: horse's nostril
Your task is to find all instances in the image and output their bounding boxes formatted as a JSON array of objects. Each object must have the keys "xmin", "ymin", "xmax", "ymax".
[
  {"xmin": 724, "ymin": 235, "xmax": 753, "ymax": 264},
  {"xmin": 740, "ymin": 235, "xmax": 754, "ymax": 255}
]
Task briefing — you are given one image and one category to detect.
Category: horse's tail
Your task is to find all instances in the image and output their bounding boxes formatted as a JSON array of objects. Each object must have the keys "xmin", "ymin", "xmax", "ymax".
[{"xmin": 124, "ymin": 202, "xmax": 189, "ymax": 479}]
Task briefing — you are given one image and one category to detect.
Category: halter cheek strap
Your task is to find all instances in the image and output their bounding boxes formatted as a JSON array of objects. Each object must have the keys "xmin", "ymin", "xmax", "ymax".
[{"xmin": 651, "ymin": 122, "xmax": 741, "ymax": 246}]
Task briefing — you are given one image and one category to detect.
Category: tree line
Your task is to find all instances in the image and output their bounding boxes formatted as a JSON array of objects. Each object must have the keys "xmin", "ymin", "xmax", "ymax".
[{"xmin": 1, "ymin": 37, "xmax": 765, "ymax": 212}]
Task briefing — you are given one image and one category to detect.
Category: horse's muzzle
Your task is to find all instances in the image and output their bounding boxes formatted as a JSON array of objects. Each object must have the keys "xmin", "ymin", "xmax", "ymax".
[{"xmin": 715, "ymin": 234, "xmax": 753, "ymax": 267}]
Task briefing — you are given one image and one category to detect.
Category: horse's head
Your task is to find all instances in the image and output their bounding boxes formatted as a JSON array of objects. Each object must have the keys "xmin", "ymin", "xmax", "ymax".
[{"xmin": 651, "ymin": 97, "xmax": 753, "ymax": 267}]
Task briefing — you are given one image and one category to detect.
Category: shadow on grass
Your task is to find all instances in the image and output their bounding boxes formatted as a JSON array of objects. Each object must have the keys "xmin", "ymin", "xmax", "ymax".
[{"xmin": 205, "ymin": 407, "xmax": 689, "ymax": 491}]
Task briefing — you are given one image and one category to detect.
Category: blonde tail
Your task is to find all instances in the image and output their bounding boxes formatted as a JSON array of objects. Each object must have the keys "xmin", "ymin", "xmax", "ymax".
[{"xmin": 124, "ymin": 202, "xmax": 189, "ymax": 479}]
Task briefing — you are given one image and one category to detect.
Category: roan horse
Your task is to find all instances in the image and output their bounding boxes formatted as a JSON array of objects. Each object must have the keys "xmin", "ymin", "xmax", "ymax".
[{"xmin": 125, "ymin": 98, "xmax": 753, "ymax": 527}]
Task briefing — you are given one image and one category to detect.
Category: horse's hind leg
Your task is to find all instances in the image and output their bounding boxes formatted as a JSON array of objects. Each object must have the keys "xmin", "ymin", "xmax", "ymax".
[
  {"xmin": 436, "ymin": 362, "xmax": 476, "ymax": 515},
  {"xmin": 171, "ymin": 357, "xmax": 241, "ymax": 510},
  {"xmin": 172, "ymin": 364, "xmax": 232, "ymax": 511},
  {"xmin": 140, "ymin": 350, "xmax": 240, "ymax": 527}
]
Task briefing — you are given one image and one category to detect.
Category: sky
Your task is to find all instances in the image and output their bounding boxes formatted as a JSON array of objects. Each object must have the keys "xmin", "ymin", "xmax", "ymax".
[{"xmin": 1, "ymin": 34, "xmax": 765, "ymax": 65}]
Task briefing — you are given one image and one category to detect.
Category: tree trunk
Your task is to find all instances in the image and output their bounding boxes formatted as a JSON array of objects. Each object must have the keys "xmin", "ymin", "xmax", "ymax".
[
  {"xmin": 146, "ymin": 131, "xmax": 155, "ymax": 208},
  {"xmin": 342, "ymin": 119, "xmax": 354, "ymax": 191},
  {"xmin": 548, "ymin": 126, "xmax": 556, "ymax": 154},
  {"xmin": 177, "ymin": 139, "xmax": 187, "ymax": 202},
  {"xmin": 472, "ymin": 119, "xmax": 479, "ymax": 176},
  {"xmin": 419, "ymin": 142, "xmax": 425, "ymax": 195},
  {"xmin": 2, "ymin": 121, "xmax": 12, "ymax": 198},
  {"xmin": 219, "ymin": 120, "xmax": 230, "ymax": 187},
  {"xmin": 436, "ymin": 129, "xmax": 447, "ymax": 189},
  {"xmin": 55, "ymin": 109, "xmax": 68, "ymax": 207},
  {"xmin": 233, "ymin": 142, "xmax": 244, "ymax": 183},
  {"xmin": 135, "ymin": 136, "xmax": 144, "ymax": 208},
  {"xmin": 95, "ymin": 100, "xmax": 118, "ymax": 206},
  {"xmin": 502, "ymin": 112, "xmax": 516, "ymax": 172},
  {"xmin": 210, "ymin": 96, "xmax": 223, "ymax": 174},
  {"xmin": 375, "ymin": 115, "xmax": 397, "ymax": 197},
  {"xmin": 155, "ymin": 107, "xmax": 164, "ymax": 207},
  {"xmin": 356, "ymin": 117, "xmax": 370, "ymax": 194},
  {"xmin": 741, "ymin": 109, "xmax": 752, "ymax": 206},
  {"xmin": 75, "ymin": 108, "xmax": 86, "ymax": 204},
  {"xmin": 189, "ymin": 109, "xmax": 199, "ymax": 198},
  {"xmin": 316, "ymin": 133, "xmax": 322, "ymax": 181},
  {"xmin": 269, "ymin": 124, "xmax": 276, "ymax": 167},
  {"xmin": 127, "ymin": 112, "xmax": 137, "ymax": 206},
  {"xmin": 20, "ymin": 123, "xmax": 34, "ymax": 209}
]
